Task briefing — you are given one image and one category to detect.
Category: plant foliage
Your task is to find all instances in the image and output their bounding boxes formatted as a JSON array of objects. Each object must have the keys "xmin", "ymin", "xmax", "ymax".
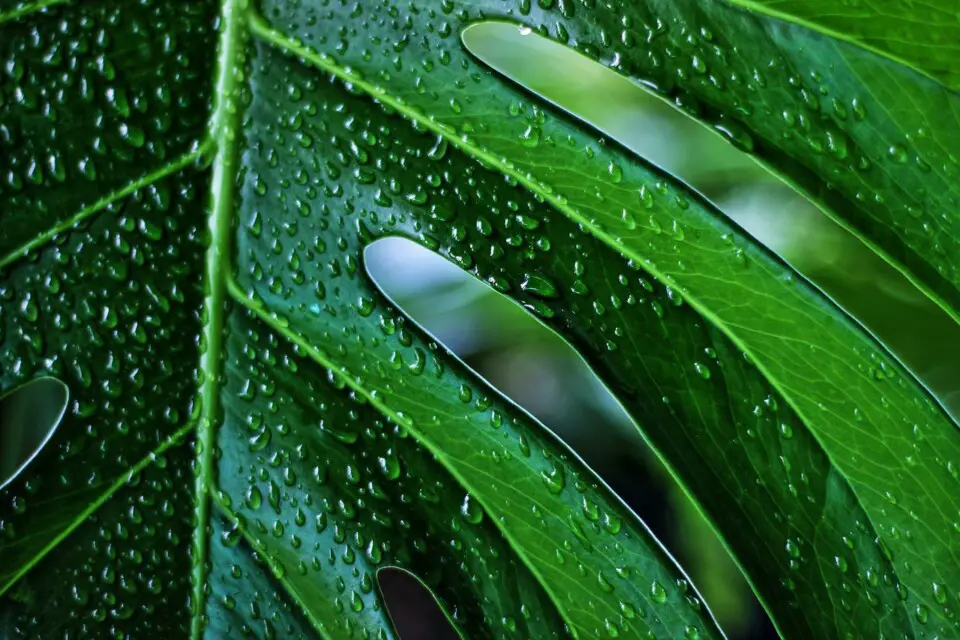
[{"xmin": 0, "ymin": 0, "xmax": 958, "ymax": 638}]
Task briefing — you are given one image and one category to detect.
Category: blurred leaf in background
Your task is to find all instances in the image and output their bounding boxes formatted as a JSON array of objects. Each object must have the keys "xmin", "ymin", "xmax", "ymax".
[
  {"xmin": 367, "ymin": 238, "xmax": 772, "ymax": 639},
  {"xmin": 462, "ymin": 24, "xmax": 960, "ymax": 417}
]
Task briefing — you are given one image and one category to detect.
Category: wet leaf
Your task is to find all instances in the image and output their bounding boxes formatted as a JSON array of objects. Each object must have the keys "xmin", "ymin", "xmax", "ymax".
[{"xmin": 1, "ymin": 0, "xmax": 957, "ymax": 638}]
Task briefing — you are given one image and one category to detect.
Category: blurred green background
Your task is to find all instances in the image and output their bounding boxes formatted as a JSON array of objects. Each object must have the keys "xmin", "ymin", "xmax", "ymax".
[{"xmin": 369, "ymin": 24, "xmax": 960, "ymax": 640}]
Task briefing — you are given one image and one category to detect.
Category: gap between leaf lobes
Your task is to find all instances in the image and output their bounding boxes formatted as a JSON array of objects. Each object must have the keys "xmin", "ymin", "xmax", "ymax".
[{"xmin": 0, "ymin": 377, "xmax": 69, "ymax": 491}]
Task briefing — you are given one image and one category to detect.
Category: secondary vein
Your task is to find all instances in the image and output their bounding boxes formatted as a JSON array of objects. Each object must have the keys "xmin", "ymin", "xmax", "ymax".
[
  {"xmin": 0, "ymin": 421, "xmax": 195, "ymax": 597},
  {"xmin": 223, "ymin": 277, "xmax": 590, "ymax": 637},
  {"xmin": 0, "ymin": 144, "xmax": 210, "ymax": 272},
  {"xmin": 243, "ymin": 12, "xmax": 955, "ymax": 635},
  {"xmin": 208, "ymin": 494, "xmax": 335, "ymax": 640}
]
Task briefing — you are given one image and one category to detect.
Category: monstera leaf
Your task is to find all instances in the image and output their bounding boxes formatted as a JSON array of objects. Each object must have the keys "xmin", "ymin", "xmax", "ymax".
[{"xmin": 1, "ymin": 0, "xmax": 958, "ymax": 638}]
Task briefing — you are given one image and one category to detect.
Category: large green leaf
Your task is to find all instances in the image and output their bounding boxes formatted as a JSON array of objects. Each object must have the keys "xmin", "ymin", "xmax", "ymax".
[
  {"xmin": 252, "ymin": 0, "xmax": 960, "ymax": 632},
  {"xmin": 1, "ymin": 0, "xmax": 958, "ymax": 639},
  {"xmin": 0, "ymin": 1, "xmax": 719, "ymax": 638}
]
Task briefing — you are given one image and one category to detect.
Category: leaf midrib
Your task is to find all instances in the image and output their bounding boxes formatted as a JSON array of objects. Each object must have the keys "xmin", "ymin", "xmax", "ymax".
[
  {"xmin": 187, "ymin": 0, "xmax": 245, "ymax": 636},
  {"xmin": 187, "ymin": 6, "xmax": 608, "ymax": 639}
]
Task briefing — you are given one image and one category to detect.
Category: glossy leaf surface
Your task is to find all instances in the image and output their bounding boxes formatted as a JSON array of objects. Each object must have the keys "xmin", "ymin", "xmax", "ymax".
[{"xmin": 0, "ymin": 0, "xmax": 958, "ymax": 638}]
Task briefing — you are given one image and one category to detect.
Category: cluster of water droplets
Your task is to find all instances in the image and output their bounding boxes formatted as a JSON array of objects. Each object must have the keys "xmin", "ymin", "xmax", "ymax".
[
  {"xmin": 203, "ymin": 309, "xmax": 573, "ymax": 638},
  {"xmin": 3, "ymin": 441, "xmax": 196, "ymax": 637},
  {"xmin": 0, "ymin": 0, "xmax": 217, "ymax": 255},
  {"xmin": 0, "ymin": 168, "xmax": 207, "ymax": 636}
]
